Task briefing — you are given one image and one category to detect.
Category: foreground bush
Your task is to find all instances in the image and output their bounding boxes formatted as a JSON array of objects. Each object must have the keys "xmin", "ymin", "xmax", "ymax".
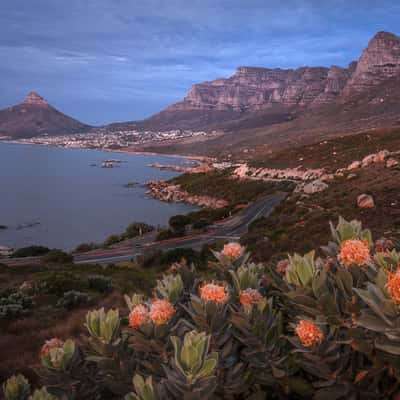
[
  {"xmin": 3, "ymin": 217, "xmax": 400, "ymax": 399},
  {"xmin": 0, "ymin": 291, "xmax": 33, "ymax": 320}
]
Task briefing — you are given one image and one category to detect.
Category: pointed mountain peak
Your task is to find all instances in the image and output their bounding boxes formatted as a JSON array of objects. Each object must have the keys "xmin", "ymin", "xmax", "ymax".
[
  {"xmin": 370, "ymin": 31, "xmax": 399, "ymax": 43},
  {"xmin": 22, "ymin": 92, "xmax": 49, "ymax": 106}
]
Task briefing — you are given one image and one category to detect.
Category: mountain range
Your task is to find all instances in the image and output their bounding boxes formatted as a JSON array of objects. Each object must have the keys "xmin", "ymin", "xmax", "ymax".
[{"xmin": 1, "ymin": 31, "xmax": 400, "ymax": 157}]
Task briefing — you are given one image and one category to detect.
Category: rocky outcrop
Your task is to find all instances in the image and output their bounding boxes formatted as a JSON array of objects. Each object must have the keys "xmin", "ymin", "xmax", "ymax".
[
  {"xmin": 234, "ymin": 163, "xmax": 326, "ymax": 182},
  {"xmin": 22, "ymin": 92, "xmax": 49, "ymax": 106},
  {"xmin": 342, "ymin": 32, "xmax": 400, "ymax": 97},
  {"xmin": 357, "ymin": 194, "xmax": 375, "ymax": 209},
  {"xmin": 386, "ymin": 158, "xmax": 399, "ymax": 168},
  {"xmin": 146, "ymin": 180, "xmax": 228, "ymax": 208},
  {"xmin": 303, "ymin": 180, "xmax": 328, "ymax": 194},
  {"xmin": 345, "ymin": 149, "xmax": 399, "ymax": 171},
  {"xmin": 312, "ymin": 66, "xmax": 351, "ymax": 105}
]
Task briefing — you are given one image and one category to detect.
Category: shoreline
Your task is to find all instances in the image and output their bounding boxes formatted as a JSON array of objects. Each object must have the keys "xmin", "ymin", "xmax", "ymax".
[
  {"xmin": 0, "ymin": 141, "xmax": 200, "ymax": 252},
  {"xmin": 0, "ymin": 139, "xmax": 213, "ymax": 163}
]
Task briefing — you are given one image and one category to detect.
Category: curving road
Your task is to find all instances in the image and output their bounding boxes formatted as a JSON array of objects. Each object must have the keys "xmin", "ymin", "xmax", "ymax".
[
  {"xmin": 72, "ymin": 192, "xmax": 287, "ymax": 265},
  {"xmin": 3, "ymin": 192, "xmax": 286, "ymax": 267}
]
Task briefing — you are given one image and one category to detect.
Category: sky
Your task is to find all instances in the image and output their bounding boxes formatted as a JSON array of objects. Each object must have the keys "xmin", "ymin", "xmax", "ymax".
[{"xmin": 1, "ymin": 0, "xmax": 399, "ymax": 126}]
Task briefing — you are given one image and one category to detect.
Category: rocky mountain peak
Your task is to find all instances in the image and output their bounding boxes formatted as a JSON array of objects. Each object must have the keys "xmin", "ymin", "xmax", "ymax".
[
  {"xmin": 341, "ymin": 31, "xmax": 400, "ymax": 96},
  {"xmin": 22, "ymin": 92, "xmax": 49, "ymax": 106},
  {"xmin": 371, "ymin": 31, "xmax": 400, "ymax": 42}
]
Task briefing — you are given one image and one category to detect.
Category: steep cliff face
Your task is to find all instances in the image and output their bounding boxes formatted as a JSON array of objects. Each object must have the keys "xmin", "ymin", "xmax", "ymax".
[
  {"xmin": 166, "ymin": 66, "xmax": 338, "ymax": 112},
  {"xmin": 0, "ymin": 92, "xmax": 91, "ymax": 139},
  {"xmin": 342, "ymin": 31, "xmax": 400, "ymax": 97},
  {"xmin": 148, "ymin": 31, "xmax": 400, "ymax": 129},
  {"xmin": 312, "ymin": 66, "xmax": 352, "ymax": 105},
  {"xmin": 162, "ymin": 61, "xmax": 364, "ymax": 116}
]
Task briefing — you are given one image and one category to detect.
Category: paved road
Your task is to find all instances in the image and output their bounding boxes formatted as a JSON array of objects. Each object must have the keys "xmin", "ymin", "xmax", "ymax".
[
  {"xmin": 3, "ymin": 192, "xmax": 286, "ymax": 267},
  {"xmin": 73, "ymin": 192, "xmax": 286, "ymax": 265}
]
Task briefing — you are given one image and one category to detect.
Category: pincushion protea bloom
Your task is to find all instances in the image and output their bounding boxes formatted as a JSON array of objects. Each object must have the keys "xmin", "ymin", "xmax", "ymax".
[
  {"xmin": 149, "ymin": 299, "xmax": 175, "ymax": 325},
  {"xmin": 40, "ymin": 338, "xmax": 64, "ymax": 356},
  {"xmin": 129, "ymin": 304, "xmax": 149, "ymax": 329},
  {"xmin": 199, "ymin": 283, "xmax": 228, "ymax": 304},
  {"xmin": 239, "ymin": 288, "xmax": 262, "ymax": 305},
  {"xmin": 295, "ymin": 320, "xmax": 324, "ymax": 347},
  {"xmin": 338, "ymin": 239, "xmax": 370, "ymax": 267},
  {"xmin": 386, "ymin": 269, "xmax": 400, "ymax": 305},
  {"xmin": 222, "ymin": 242, "xmax": 243, "ymax": 259}
]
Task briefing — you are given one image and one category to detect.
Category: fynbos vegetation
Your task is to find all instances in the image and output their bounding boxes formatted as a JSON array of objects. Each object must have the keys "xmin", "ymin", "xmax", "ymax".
[{"xmin": 3, "ymin": 217, "xmax": 400, "ymax": 399}]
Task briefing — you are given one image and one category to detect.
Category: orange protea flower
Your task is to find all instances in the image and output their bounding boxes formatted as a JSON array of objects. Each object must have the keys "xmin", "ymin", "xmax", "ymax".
[
  {"xmin": 199, "ymin": 283, "xmax": 228, "ymax": 304},
  {"xmin": 338, "ymin": 239, "xmax": 370, "ymax": 267},
  {"xmin": 128, "ymin": 304, "xmax": 149, "ymax": 329},
  {"xmin": 295, "ymin": 320, "xmax": 324, "ymax": 347},
  {"xmin": 239, "ymin": 288, "xmax": 262, "ymax": 305},
  {"xmin": 222, "ymin": 242, "xmax": 243, "ymax": 259},
  {"xmin": 40, "ymin": 338, "xmax": 64, "ymax": 356},
  {"xmin": 149, "ymin": 299, "xmax": 175, "ymax": 325},
  {"xmin": 386, "ymin": 269, "xmax": 400, "ymax": 305}
]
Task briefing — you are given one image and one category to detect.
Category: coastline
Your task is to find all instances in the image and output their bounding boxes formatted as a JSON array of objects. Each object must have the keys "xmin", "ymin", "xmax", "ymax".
[
  {"xmin": 0, "ymin": 141, "xmax": 199, "ymax": 251},
  {"xmin": 0, "ymin": 139, "xmax": 213, "ymax": 163}
]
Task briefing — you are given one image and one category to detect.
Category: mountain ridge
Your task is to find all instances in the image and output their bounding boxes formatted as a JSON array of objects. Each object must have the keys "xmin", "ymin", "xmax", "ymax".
[{"xmin": 131, "ymin": 31, "xmax": 400, "ymax": 132}]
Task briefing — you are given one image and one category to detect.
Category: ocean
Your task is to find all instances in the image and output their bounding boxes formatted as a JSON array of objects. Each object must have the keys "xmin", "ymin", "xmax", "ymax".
[{"xmin": 0, "ymin": 142, "xmax": 196, "ymax": 250}]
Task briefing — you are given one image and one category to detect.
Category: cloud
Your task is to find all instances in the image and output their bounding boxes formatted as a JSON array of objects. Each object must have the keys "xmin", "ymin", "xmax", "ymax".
[{"xmin": 0, "ymin": 0, "xmax": 399, "ymax": 124}]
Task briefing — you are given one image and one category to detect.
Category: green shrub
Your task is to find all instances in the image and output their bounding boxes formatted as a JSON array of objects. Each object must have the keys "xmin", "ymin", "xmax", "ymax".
[
  {"xmin": 155, "ymin": 229, "xmax": 181, "ymax": 242},
  {"xmin": 104, "ymin": 234, "xmax": 123, "ymax": 247},
  {"xmin": 87, "ymin": 274, "xmax": 112, "ymax": 293},
  {"xmin": 74, "ymin": 242, "xmax": 97, "ymax": 253},
  {"xmin": 57, "ymin": 291, "xmax": 92, "ymax": 310},
  {"xmin": 11, "ymin": 246, "xmax": 50, "ymax": 258},
  {"xmin": 39, "ymin": 272, "xmax": 86, "ymax": 296},
  {"xmin": 168, "ymin": 215, "xmax": 190, "ymax": 234},
  {"xmin": 124, "ymin": 222, "xmax": 154, "ymax": 239},
  {"xmin": 0, "ymin": 291, "xmax": 33, "ymax": 320},
  {"xmin": 42, "ymin": 249, "xmax": 73, "ymax": 264}
]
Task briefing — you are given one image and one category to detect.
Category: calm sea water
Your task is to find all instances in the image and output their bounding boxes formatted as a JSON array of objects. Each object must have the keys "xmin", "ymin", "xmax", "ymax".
[{"xmin": 0, "ymin": 143, "xmax": 196, "ymax": 250}]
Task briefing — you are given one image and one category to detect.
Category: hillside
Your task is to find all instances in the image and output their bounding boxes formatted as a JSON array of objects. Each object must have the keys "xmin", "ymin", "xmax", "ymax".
[{"xmin": 0, "ymin": 92, "xmax": 91, "ymax": 139}]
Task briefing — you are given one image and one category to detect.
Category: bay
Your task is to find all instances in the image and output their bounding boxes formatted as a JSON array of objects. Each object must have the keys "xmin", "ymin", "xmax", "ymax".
[{"xmin": 0, "ymin": 142, "xmax": 196, "ymax": 250}]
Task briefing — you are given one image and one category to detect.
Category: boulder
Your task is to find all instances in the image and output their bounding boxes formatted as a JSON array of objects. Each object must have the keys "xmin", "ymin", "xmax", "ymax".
[
  {"xmin": 303, "ymin": 180, "xmax": 328, "ymax": 194},
  {"xmin": 386, "ymin": 158, "xmax": 399, "ymax": 168},
  {"xmin": 346, "ymin": 173, "xmax": 357, "ymax": 180},
  {"xmin": 361, "ymin": 150, "xmax": 390, "ymax": 167},
  {"xmin": 361, "ymin": 154, "xmax": 377, "ymax": 167},
  {"xmin": 347, "ymin": 161, "xmax": 361, "ymax": 170},
  {"xmin": 376, "ymin": 150, "xmax": 390, "ymax": 162},
  {"xmin": 357, "ymin": 194, "xmax": 375, "ymax": 209}
]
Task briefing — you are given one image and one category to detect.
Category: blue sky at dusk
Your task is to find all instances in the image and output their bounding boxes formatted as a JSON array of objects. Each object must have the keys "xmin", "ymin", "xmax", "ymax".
[{"xmin": 1, "ymin": 0, "xmax": 399, "ymax": 125}]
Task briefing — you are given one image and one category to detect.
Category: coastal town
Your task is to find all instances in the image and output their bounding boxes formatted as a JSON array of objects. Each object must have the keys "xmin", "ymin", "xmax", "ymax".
[{"xmin": 4, "ymin": 128, "xmax": 211, "ymax": 150}]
